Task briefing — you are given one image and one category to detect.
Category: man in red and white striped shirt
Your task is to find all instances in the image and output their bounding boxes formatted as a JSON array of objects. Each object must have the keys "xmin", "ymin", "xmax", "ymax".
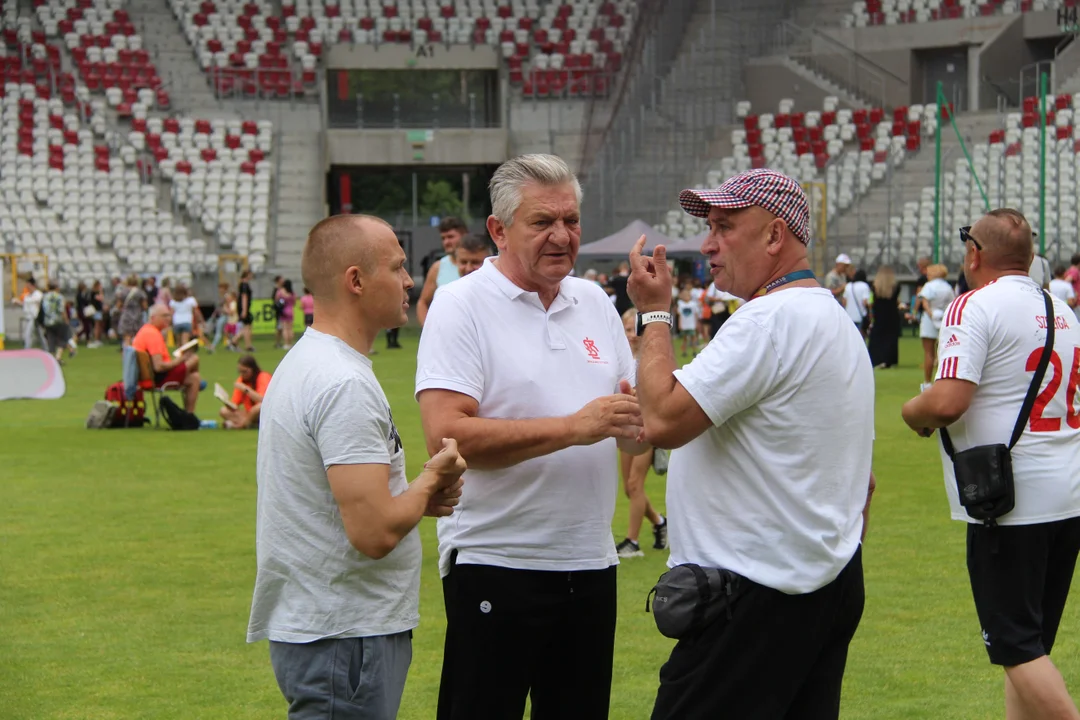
[{"xmin": 902, "ymin": 208, "xmax": 1080, "ymax": 720}]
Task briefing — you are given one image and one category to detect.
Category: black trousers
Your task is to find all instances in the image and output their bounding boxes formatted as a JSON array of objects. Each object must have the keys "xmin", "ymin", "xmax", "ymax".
[
  {"xmin": 386, "ymin": 328, "xmax": 400, "ymax": 347},
  {"xmin": 652, "ymin": 546, "xmax": 864, "ymax": 720},
  {"xmin": 437, "ymin": 557, "xmax": 617, "ymax": 720}
]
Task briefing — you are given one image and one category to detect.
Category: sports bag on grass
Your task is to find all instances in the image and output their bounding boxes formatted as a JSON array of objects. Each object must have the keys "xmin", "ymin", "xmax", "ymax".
[
  {"xmin": 940, "ymin": 289, "xmax": 1055, "ymax": 526},
  {"xmin": 86, "ymin": 400, "xmax": 117, "ymax": 429},
  {"xmin": 646, "ymin": 564, "xmax": 743, "ymax": 640},
  {"xmin": 160, "ymin": 396, "xmax": 200, "ymax": 431},
  {"xmin": 104, "ymin": 381, "xmax": 147, "ymax": 427}
]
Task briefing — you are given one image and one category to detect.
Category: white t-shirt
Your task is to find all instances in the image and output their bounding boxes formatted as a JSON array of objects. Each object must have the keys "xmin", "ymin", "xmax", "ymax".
[
  {"xmin": 935, "ymin": 275, "xmax": 1080, "ymax": 525},
  {"xmin": 22, "ymin": 289, "xmax": 42, "ymax": 319},
  {"xmin": 416, "ymin": 257, "xmax": 635, "ymax": 577},
  {"xmin": 668, "ymin": 287, "xmax": 875, "ymax": 594},
  {"xmin": 676, "ymin": 298, "xmax": 699, "ymax": 332},
  {"xmin": 918, "ymin": 278, "xmax": 955, "ymax": 338},
  {"xmin": 1050, "ymin": 278, "xmax": 1076, "ymax": 305},
  {"xmin": 247, "ymin": 328, "xmax": 420, "ymax": 643},
  {"xmin": 705, "ymin": 284, "xmax": 740, "ymax": 313},
  {"xmin": 919, "ymin": 278, "xmax": 955, "ymax": 322},
  {"xmin": 843, "ymin": 280, "xmax": 871, "ymax": 324},
  {"xmin": 170, "ymin": 296, "xmax": 198, "ymax": 325}
]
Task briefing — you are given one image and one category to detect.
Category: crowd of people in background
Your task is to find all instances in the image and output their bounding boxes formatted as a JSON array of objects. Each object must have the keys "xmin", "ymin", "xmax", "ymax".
[{"xmin": 10, "ymin": 269, "xmax": 313, "ymax": 361}]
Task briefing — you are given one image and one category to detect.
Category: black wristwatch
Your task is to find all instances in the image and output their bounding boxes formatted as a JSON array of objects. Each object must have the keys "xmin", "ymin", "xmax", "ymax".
[{"xmin": 636, "ymin": 311, "xmax": 673, "ymax": 336}]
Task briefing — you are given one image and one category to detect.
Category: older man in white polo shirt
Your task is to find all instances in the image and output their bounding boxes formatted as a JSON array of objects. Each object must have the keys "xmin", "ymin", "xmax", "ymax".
[
  {"xmin": 628, "ymin": 169, "xmax": 875, "ymax": 719},
  {"xmin": 416, "ymin": 153, "xmax": 646, "ymax": 719}
]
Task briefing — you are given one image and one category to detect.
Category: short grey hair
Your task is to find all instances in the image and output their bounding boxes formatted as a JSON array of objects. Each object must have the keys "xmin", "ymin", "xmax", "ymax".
[
  {"xmin": 489, "ymin": 154, "xmax": 582, "ymax": 227},
  {"xmin": 149, "ymin": 303, "xmax": 171, "ymax": 317}
]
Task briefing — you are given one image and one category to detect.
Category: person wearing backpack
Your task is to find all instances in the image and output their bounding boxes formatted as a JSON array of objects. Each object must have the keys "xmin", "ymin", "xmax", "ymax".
[{"xmin": 40, "ymin": 281, "xmax": 69, "ymax": 362}]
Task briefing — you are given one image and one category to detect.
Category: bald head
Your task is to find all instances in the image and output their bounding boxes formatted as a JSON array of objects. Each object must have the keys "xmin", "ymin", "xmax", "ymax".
[
  {"xmin": 972, "ymin": 209, "xmax": 1034, "ymax": 272},
  {"xmin": 301, "ymin": 214, "xmax": 395, "ymax": 300},
  {"xmin": 149, "ymin": 303, "xmax": 170, "ymax": 318}
]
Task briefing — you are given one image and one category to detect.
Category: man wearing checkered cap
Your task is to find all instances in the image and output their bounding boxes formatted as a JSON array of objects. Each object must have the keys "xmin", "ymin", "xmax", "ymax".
[{"xmin": 627, "ymin": 168, "xmax": 876, "ymax": 719}]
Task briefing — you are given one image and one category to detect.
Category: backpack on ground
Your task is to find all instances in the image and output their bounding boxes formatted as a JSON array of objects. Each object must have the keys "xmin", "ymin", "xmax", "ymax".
[
  {"xmin": 104, "ymin": 381, "xmax": 147, "ymax": 427},
  {"xmin": 159, "ymin": 395, "xmax": 200, "ymax": 430},
  {"xmin": 86, "ymin": 400, "xmax": 117, "ymax": 429}
]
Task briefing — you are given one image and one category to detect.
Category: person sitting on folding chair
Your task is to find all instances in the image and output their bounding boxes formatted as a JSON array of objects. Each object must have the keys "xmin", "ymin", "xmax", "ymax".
[{"xmin": 132, "ymin": 304, "xmax": 203, "ymax": 413}]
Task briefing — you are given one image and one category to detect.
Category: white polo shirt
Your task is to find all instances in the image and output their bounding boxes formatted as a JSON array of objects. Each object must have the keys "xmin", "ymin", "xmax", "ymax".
[
  {"xmin": 935, "ymin": 275, "xmax": 1080, "ymax": 525},
  {"xmin": 667, "ymin": 287, "xmax": 875, "ymax": 595},
  {"xmin": 416, "ymin": 257, "xmax": 635, "ymax": 577}
]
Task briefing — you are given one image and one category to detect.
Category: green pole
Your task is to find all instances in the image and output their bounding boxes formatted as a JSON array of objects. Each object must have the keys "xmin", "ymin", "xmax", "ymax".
[
  {"xmin": 933, "ymin": 81, "xmax": 943, "ymax": 264},
  {"xmin": 945, "ymin": 104, "xmax": 991, "ymax": 212},
  {"xmin": 1039, "ymin": 71, "xmax": 1048, "ymax": 256}
]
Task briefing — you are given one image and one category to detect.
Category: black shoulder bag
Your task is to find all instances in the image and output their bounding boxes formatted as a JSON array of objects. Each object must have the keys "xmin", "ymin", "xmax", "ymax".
[{"xmin": 940, "ymin": 289, "xmax": 1055, "ymax": 526}]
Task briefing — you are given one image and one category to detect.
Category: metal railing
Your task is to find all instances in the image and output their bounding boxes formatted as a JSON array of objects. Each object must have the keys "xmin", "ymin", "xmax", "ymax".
[{"xmin": 763, "ymin": 21, "xmax": 907, "ymax": 111}]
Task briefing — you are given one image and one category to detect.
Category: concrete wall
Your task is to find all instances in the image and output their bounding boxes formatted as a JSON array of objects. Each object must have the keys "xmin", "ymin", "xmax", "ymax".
[
  {"xmin": 743, "ymin": 59, "xmax": 839, "ymax": 114},
  {"xmin": 978, "ymin": 15, "xmax": 1034, "ymax": 109},
  {"xmin": 820, "ymin": 9, "xmax": 1065, "ymax": 54},
  {"xmin": 507, "ymin": 98, "xmax": 593, "ymax": 172},
  {"xmin": 326, "ymin": 43, "xmax": 499, "ymax": 70},
  {"xmin": 1058, "ymin": 37, "xmax": 1080, "ymax": 89},
  {"xmin": 326, "ymin": 128, "xmax": 509, "ymax": 165}
]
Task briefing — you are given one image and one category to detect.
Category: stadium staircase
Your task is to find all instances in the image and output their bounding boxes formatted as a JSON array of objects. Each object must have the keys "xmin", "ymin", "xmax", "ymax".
[
  {"xmin": 608, "ymin": 0, "xmax": 782, "ymax": 233},
  {"xmin": 128, "ymin": 0, "xmax": 221, "ymax": 114},
  {"xmin": 272, "ymin": 126, "xmax": 323, "ymax": 273}
]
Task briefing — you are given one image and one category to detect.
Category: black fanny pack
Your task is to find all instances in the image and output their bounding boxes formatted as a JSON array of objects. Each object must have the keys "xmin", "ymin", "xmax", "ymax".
[
  {"xmin": 940, "ymin": 289, "xmax": 1055, "ymax": 526},
  {"xmin": 646, "ymin": 564, "xmax": 743, "ymax": 640}
]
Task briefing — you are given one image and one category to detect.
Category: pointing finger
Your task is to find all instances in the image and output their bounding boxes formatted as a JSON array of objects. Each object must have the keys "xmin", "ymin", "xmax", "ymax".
[{"xmin": 629, "ymin": 234, "xmax": 648, "ymax": 271}]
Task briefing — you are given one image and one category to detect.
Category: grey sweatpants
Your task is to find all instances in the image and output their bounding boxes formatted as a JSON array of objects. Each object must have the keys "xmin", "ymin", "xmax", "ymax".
[{"xmin": 270, "ymin": 632, "xmax": 412, "ymax": 720}]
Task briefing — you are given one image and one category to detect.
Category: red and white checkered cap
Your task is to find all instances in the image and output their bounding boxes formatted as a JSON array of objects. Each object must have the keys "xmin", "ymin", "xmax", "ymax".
[{"xmin": 679, "ymin": 169, "xmax": 811, "ymax": 244}]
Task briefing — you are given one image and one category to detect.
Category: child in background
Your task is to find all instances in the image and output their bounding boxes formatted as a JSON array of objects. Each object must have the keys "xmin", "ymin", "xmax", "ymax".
[
  {"xmin": 676, "ymin": 285, "xmax": 700, "ymax": 357},
  {"xmin": 300, "ymin": 287, "xmax": 314, "ymax": 327},
  {"xmin": 224, "ymin": 291, "xmax": 240, "ymax": 352},
  {"xmin": 614, "ymin": 308, "xmax": 668, "ymax": 558},
  {"xmin": 278, "ymin": 279, "xmax": 296, "ymax": 349}
]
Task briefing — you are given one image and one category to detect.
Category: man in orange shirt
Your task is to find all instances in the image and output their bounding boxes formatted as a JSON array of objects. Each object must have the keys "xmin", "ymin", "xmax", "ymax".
[
  {"xmin": 132, "ymin": 304, "xmax": 203, "ymax": 413},
  {"xmin": 221, "ymin": 354, "xmax": 271, "ymax": 429}
]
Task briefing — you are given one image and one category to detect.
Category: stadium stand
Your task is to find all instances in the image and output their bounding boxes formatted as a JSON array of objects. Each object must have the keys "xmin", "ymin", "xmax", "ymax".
[
  {"xmin": 1, "ymin": 0, "xmax": 275, "ymax": 290},
  {"xmin": 868, "ymin": 92, "xmax": 1080, "ymax": 269},
  {"xmin": 843, "ymin": 0, "xmax": 1074, "ymax": 27},
  {"xmin": 169, "ymin": 0, "xmax": 635, "ymax": 100},
  {"xmin": 660, "ymin": 96, "xmax": 942, "ymax": 243}
]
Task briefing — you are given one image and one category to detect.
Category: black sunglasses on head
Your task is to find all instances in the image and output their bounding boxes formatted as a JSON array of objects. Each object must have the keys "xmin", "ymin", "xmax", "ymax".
[{"xmin": 959, "ymin": 226, "xmax": 982, "ymax": 251}]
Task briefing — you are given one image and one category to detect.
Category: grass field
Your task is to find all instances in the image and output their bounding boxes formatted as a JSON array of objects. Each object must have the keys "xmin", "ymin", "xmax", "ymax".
[{"xmin": 3, "ymin": 329, "xmax": 1080, "ymax": 719}]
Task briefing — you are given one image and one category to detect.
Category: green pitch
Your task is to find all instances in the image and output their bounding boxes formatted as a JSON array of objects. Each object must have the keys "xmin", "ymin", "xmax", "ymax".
[{"xmin": 2, "ymin": 332, "xmax": 1078, "ymax": 719}]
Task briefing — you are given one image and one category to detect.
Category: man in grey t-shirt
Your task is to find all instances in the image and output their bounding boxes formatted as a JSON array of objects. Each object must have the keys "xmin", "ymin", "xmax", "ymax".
[{"xmin": 247, "ymin": 214, "xmax": 466, "ymax": 720}]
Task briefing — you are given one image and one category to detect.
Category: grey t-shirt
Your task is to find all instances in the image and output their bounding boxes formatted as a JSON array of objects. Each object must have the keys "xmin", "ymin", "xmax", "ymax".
[{"xmin": 247, "ymin": 328, "xmax": 420, "ymax": 643}]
